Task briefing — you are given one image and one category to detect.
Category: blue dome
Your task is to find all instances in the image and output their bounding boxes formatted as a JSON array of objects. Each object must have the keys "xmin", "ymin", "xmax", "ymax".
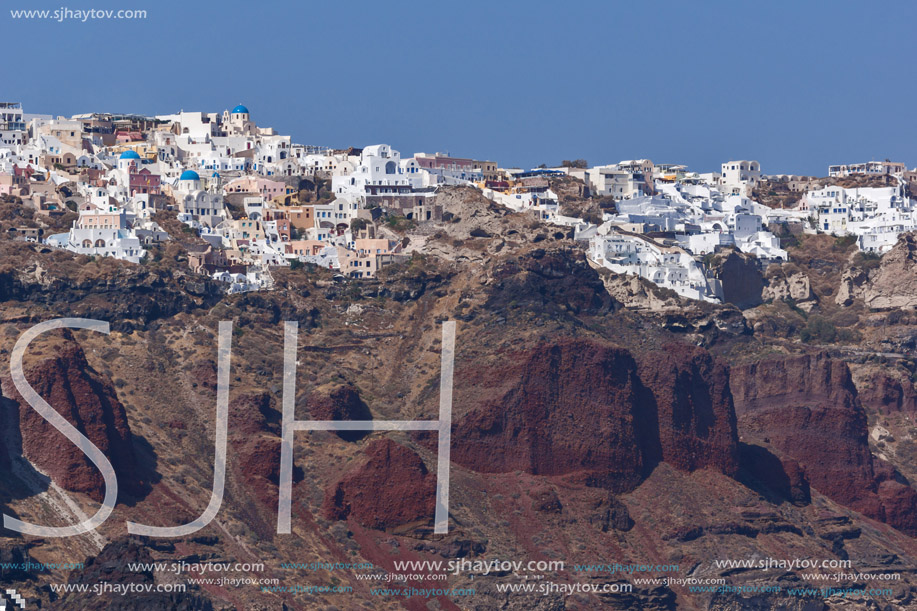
[
  {"xmin": 179, "ymin": 170, "xmax": 200, "ymax": 181},
  {"xmin": 231, "ymin": 105, "xmax": 249, "ymax": 114},
  {"xmin": 211, "ymin": 172, "xmax": 220, "ymax": 177},
  {"xmin": 119, "ymin": 150, "xmax": 140, "ymax": 160}
]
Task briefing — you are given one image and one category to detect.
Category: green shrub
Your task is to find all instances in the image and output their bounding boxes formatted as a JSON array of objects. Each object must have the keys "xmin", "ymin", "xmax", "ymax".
[{"xmin": 800, "ymin": 315, "xmax": 836, "ymax": 343}]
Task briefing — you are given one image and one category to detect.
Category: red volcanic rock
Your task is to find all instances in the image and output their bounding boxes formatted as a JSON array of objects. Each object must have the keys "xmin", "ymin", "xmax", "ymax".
[
  {"xmin": 308, "ymin": 385, "xmax": 371, "ymax": 441},
  {"xmin": 449, "ymin": 338, "xmax": 738, "ymax": 492},
  {"xmin": 731, "ymin": 353, "xmax": 917, "ymax": 535},
  {"xmin": 225, "ymin": 392, "xmax": 303, "ymax": 538},
  {"xmin": 1, "ymin": 341, "xmax": 138, "ymax": 502},
  {"xmin": 635, "ymin": 344, "xmax": 739, "ymax": 476},
  {"xmin": 730, "ymin": 353, "xmax": 859, "ymax": 416},
  {"xmin": 878, "ymin": 481, "xmax": 917, "ymax": 535},
  {"xmin": 228, "ymin": 392, "xmax": 300, "ymax": 509},
  {"xmin": 323, "ymin": 438, "xmax": 435, "ymax": 531},
  {"xmin": 739, "ymin": 443, "xmax": 810, "ymax": 506},
  {"xmin": 451, "ymin": 340, "xmax": 646, "ymax": 490}
]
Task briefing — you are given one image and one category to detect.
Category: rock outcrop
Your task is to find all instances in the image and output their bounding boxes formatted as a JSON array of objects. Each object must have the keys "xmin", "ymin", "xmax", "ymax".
[
  {"xmin": 323, "ymin": 438, "xmax": 436, "ymax": 531},
  {"xmin": 594, "ymin": 269, "xmax": 683, "ymax": 311},
  {"xmin": 739, "ymin": 443, "xmax": 811, "ymax": 506},
  {"xmin": 55, "ymin": 538, "xmax": 214, "ymax": 610},
  {"xmin": 835, "ymin": 266, "xmax": 869, "ymax": 306},
  {"xmin": 448, "ymin": 338, "xmax": 738, "ymax": 492},
  {"xmin": 853, "ymin": 368, "xmax": 917, "ymax": 414},
  {"xmin": 635, "ymin": 344, "xmax": 740, "ymax": 475},
  {"xmin": 1, "ymin": 339, "xmax": 139, "ymax": 502},
  {"xmin": 486, "ymin": 248, "xmax": 621, "ymax": 318},
  {"xmin": 307, "ymin": 385, "xmax": 372, "ymax": 441},
  {"xmin": 730, "ymin": 353, "xmax": 917, "ymax": 534},
  {"xmin": 0, "ymin": 243, "xmax": 222, "ymax": 332},
  {"xmin": 228, "ymin": 392, "xmax": 302, "ymax": 532},
  {"xmin": 707, "ymin": 250, "xmax": 764, "ymax": 309},
  {"xmin": 762, "ymin": 270, "xmax": 815, "ymax": 305},
  {"xmin": 857, "ymin": 233, "xmax": 917, "ymax": 309}
]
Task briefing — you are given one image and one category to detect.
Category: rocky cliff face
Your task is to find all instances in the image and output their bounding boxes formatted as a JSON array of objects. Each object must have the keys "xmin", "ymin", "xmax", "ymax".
[
  {"xmin": 850, "ymin": 232, "xmax": 917, "ymax": 309},
  {"xmin": 707, "ymin": 250, "xmax": 764, "ymax": 309},
  {"xmin": 322, "ymin": 438, "xmax": 436, "ymax": 531},
  {"xmin": 730, "ymin": 353, "xmax": 917, "ymax": 534},
  {"xmin": 227, "ymin": 392, "xmax": 300, "ymax": 534},
  {"xmin": 762, "ymin": 270, "xmax": 815, "ymax": 306},
  {"xmin": 0, "ymin": 243, "xmax": 222, "ymax": 332},
  {"xmin": 54, "ymin": 538, "xmax": 213, "ymax": 610},
  {"xmin": 8, "ymin": 206, "xmax": 917, "ymax": 610},
  {"xmin": 854, "ymin": 368, "xmax": 917, "ymax": 414},
  {"xmin": 448, "ymin": 338, "xmax": 738, "ymax": 491},
  {"xmin": 485, "ymin": 248, "xmax": 620, "ymax": 318},
  {"xmin": 1, "ymin": 338, "xmax": 139, "ymax": 502},
  {"xmin": 593, "ymin": 267, "xmax": 684, "ymax": 311},
  {"xmin": 635, "ymin": 344, "xmax": 739, "ymax": 475},
  {"xmin": 835, "ymin": 266, "xmax": 869, "ymax": 306}
]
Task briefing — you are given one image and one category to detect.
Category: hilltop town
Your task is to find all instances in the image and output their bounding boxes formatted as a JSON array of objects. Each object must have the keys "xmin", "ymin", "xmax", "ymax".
[
  {"xmin": 8, "ymin": 101, "xmax": 917, "ymax": 611},
  {"xmin": 1, "ymin": 101, "xmax": 915, "ymax": 303}
]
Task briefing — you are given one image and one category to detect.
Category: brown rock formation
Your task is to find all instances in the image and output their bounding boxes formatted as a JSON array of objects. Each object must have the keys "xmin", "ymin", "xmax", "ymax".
[
  {"xmin": 593, "ymin": 267, "xmax": 684, "ymax": 311},
  {"xmin": 835, "ymin": 266, "xmax": 868, "ymax": 306},
  {"xmin": 763, "ymin": 270, "xmax": 815, "ymax": 304},
  {"xmin": 228, "ymin": 392, "xmax": 301, "ymax": 522},
  {"xmin": 859, "ymin": 232, "xmax": 917, "ymax": 309},
  {"xmin": 323, "ymin": 438, "xmax": 435, "ymax": 531},
  {"xmin": 739, "ymin": 442, "xmax": 811, "ymax": 506},
  {"xmin": 307, "ymin": 384, "xmax": 372, "ymax": 441},
  {"xmin": 635, "ymin": 344, "xmax": 739, "ymax": 475},
  {"xmin": 1, "ymin": 340, "xmax": 139, "ymax": 502},
  {"xmin": 448, "ymin": 338, "xmax": 738, "ymax": 492},
  {"xmin": 854, "ymin": 369, "xmax": 917, "ymax": 414},
  {"xmin": 707, "ymin": 249, "xmax": 765, "ymax": 309},
  {"xmin": 730, "ymin": 353, "xmax": 917, "ymax": 534}
]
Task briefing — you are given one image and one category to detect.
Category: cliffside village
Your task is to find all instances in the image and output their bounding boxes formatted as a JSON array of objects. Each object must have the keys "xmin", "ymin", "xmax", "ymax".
[{"xmin": 1, "ymin": 101, "xmax": 915, "ymax": 302}]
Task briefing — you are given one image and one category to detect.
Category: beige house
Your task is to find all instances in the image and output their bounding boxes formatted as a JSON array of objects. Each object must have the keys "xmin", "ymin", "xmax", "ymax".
[{"xmin": 337, "ymin": 238, "xmax": 404, "ymax": 278}]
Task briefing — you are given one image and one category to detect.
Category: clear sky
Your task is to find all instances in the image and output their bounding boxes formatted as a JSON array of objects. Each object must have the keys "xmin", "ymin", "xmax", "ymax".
[{"xmin": 3, "ymin": 0, "xmax": 915, "ymax": 175}]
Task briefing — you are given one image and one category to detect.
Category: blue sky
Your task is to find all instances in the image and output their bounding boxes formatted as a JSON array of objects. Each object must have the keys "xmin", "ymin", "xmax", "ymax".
[{"xmin": 3, "ymin": 0, "xmax": 915, "ymax": 175}]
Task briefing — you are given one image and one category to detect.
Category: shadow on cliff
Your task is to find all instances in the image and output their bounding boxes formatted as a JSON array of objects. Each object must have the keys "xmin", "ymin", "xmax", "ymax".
[
  {"xmin": 737, "ymin": 442, "xmax": 811, "ymax": 507},
  {"xmin": 116, "ymin": 432, "xmax": 161, "ymax": 508},
  {"xmin": 0, "ymin": 396, "xmax": 50, "ymax": 537},
  {"xmin": 0, "ymin": 391, "xmax": 160, "ymax": 511}
]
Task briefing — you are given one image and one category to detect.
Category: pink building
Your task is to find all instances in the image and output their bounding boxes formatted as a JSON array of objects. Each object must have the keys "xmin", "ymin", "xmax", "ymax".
[
  {"xmin": 0, "ymin": 172, "xmax": 28, "ymax": 197},
  {"xmin": 285, "ymin": 239, "xmax": 326, "ymax": 256},
  {"xmin": 224, "ymin": 176, "xmax": 287, "ymax": 200},
  {"xmin": 116, "ymin": 130, "xmax": 144, "ymax": 143},
  {"xmin": 130, "ymin": 168, "xmax": 161, "ymax": 195},
  {"xmin": 414, "ymin": 153, "xmax": 474, "ymax": 173}
]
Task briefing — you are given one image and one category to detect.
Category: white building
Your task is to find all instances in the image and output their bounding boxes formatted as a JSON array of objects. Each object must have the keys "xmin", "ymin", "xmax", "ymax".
[
  {"xmin": 720, "ymin": 160, "xmax": 760, "ymax": 196},
  {"xmin": 0, "ymin": 102, "xmax": 26, "ymax": 147},
  {"xmin": 587, "ymin": 164, "xmax": 646, "ymax": 200},
  {"xmin": 589, "ymin": 228, "xmax": 721, "ymax": 302},
  {"xmin": 828, "ymin": 161, "xmax": 906, "ymax": 178},
  {"xmin": 174, "ymin": 170, "xmax": 226, "ymax": 226},
  {"xmin": 47, "ymin": 204, "xmax": 145, "ymax": 263}
]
